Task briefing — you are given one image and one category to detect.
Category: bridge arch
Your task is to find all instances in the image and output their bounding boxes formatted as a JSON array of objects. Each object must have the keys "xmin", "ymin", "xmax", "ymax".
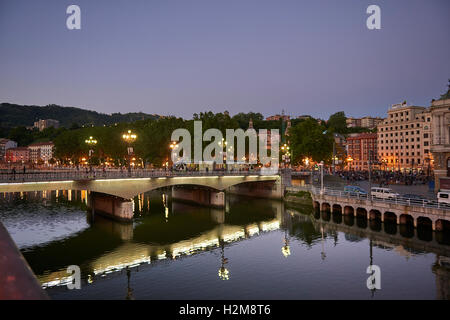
[
  {"xmin": 399, "ymin": 214, "xmax": 414, "ymax": 226},
  {"xmin": 321, "ymin": 202, "xmax": 331, "ymax": 212},
  {"xmin": 343, "ymin": 206, "xmax": 354, "ymax": 216},
  {"xmin": 313, "ymin": 201, "xmax": 320, "ymax": 210},
  {"xmin": 369, "ymin": 209, "xmax": 382, "ymax": 221},
  {"xmin": 436, "ymin": 219, "xmax": 450, "ymax": 232},
  {"xmin": 332, "ymin": 204, "xmax": 342, "ymax": 214},
  {"xmin": 383, "ymin": 211, "xmax": 397, "ymax": 223},
  {"xmin": 356, "ymin": 207, "xmax": 367, "ymax": 218},
  {"xmin": 416, "ymin": 217, "xmax": 433, "ymax": 242}
]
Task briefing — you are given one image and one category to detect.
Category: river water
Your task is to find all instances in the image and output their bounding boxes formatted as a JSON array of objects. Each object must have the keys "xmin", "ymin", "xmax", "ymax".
[{"xmin": 0, "ymin": 189, "xmax": 449, "ymax": 300}]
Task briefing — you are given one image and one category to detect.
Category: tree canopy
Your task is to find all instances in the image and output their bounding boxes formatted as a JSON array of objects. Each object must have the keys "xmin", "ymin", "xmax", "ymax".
[{"xmin": 289, "ymin": 118, "xmax": 333, "ymax": 164}]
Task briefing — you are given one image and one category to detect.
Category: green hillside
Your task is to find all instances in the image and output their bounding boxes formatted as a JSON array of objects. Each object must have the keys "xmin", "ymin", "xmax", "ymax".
[{"xmin": 0, "ymin": 103, "xmax": 160, "ymax": 128}]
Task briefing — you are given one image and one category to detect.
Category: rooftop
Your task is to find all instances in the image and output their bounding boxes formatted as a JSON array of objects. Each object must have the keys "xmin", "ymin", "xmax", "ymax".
[{"xmin": 28, "ymin": 141, "xmax": 54, "ymax": 147}]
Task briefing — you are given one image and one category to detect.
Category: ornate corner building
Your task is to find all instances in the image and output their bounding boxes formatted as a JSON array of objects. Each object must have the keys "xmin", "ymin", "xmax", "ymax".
[{"xmin": 431, "ymin": 86, "xmax": 450, "ymax": 191}]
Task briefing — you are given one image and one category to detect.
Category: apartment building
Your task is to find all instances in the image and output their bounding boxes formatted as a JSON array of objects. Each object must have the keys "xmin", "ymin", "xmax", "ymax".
[
  {"xmin": 377, "ymin": 102, "xmax": 433, "ymax": 171},
  {"xmin": 346, "ymin": 133, "xmax": 377, "ymax": 170},
  {"xmin": 5, "ymin": 147, "xmax": 30, "ymax": 163},
  {"xmin": 33, "ymin": 119, "xmax": 60, "ymax": 131},
  {"xmin": 0, "ymin": 138, "xmax": 18, "ymax": 161},
  {"xmin": 430, "ymin": 87, "xmax": 450, "ymax": 190},
  {"xmin": 28, "ymin": 141, "xmax": 54, "ymax": 163},
  {"xmin": 346, "ymin": 117, "xmax": 383, "ymax": 129},
  {"xmin": 266, "ymin": 114, "xmax": 290, "ymax": 121}
]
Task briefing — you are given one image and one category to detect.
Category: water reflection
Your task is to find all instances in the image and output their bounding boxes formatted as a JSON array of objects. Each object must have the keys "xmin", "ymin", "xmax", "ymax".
[{"xmin": 0, "ymin": 189, "xmax": 449, "ymax": 299}]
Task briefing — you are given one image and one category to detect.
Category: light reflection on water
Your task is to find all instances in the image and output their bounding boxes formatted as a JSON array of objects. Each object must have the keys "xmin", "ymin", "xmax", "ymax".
[{"xmin": 0, "ymin": 189, "xmax": 449, "ymax": 300}]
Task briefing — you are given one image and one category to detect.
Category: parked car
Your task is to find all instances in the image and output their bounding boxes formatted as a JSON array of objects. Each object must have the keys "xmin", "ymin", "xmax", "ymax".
[
  {"xmin": 437, "ymin": 190, "xmax": 450, "ymax": 206},
  {"xmin": 371, "ymin": 187, "xmax": 400, "ymax": 199},
  {"xmin": 344, "ymin": 186, "xmax": 367, "ymax": 196}
]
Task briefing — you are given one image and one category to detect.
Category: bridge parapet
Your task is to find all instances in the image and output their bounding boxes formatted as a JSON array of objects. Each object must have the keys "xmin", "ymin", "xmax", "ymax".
[
  {"xmin": 308, "ymin": 186, "xmax": 450, "ymax": 231},
  {"xmin": 0, "ymin": 169, "xmax": 276, "ymax": 184},
  {"xmin": 0, "ymin": 171, "xmax": 281, "ymax": 200}
]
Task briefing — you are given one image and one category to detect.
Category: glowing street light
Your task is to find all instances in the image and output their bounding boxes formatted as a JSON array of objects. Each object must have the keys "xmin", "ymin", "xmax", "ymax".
[
  {"xmin": 85, "ymin": 136, "xmax": 98, "ymax": 163},
  {"xmin": 85, "ymin": 136, "xmax": 98, "ymax": 145},
  {"xmin": 122, "ymin": 130, "xmax": 137, "ymax": 147},
  {"xmin": 347, "ymin": 156, "xmax": 353, "ymax": 171},
  {"xmin": 122, "ymin": 130, "xmax": 137, "ymax": 171}
]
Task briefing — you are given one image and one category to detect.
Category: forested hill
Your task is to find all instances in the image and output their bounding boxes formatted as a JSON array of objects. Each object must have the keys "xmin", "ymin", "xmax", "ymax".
[{"xmin": 0, "ymin": 103, "xmax": 160, "ymax": 128}]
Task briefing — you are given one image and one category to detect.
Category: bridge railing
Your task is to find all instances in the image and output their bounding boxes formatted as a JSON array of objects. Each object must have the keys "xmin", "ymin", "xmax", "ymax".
[
  {"xmin": 0, "ymin": 169, "xmax": 278, "ymax": 184},
  {"xmin": 288, "ymin": 185, "xmax": 450, "ymax": 211}
]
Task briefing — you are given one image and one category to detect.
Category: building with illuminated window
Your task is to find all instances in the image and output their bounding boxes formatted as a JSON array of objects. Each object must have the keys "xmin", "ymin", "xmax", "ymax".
[
  {"xmin": 5, "ymin": 147, "xmax": 30, "ymax": 163},
  {"xmin": 33, "ymin": 119, "xmax": 59, "ymax": 131},
  {"xmin": 0, "ymin": 138, "xmax": 17, "ymax": 161},
  {"xmin": 28, "ymin": 141, "xmax": 54, "ymax": 164},
  {"xmin": 377, "ymin": 102, "xmax": 433, "ymax": 171},
  {"xmin": 430, "ymin": 86, "xmax": 450, "ymax": 190},
  {"xmin": 346, "ymin": 133, "xmax": 377, "ymax": 170}
]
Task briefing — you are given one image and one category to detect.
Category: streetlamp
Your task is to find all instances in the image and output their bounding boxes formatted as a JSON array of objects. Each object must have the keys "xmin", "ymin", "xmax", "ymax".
[
  {"xmin": 318, "ymin": 161, "xmax": 324, "ymax": 194},
  {"xmin": 281, "ymin": 143, "xmax": 290, "ymax": 168},
  {"xmin": 332, "ymin": 155, "xmax": 339, "ymax": 173},
  {"xmin": 122, "ymin": 130, "xmax": 137, "ymax": 172},
  {"xmin": 85, "ymin": 136, "xmax": 97, "ymax": 165},
  {"xmin": 381, "ymin": 158, "xmax": 387, "ymax": 172},
  {"xmin": 347, "ymin": 156, "xmax": 353, "ymax": 171},
  {"xmin": 169, "ymin": 141, "xmax": 179, "ymax": 169}
]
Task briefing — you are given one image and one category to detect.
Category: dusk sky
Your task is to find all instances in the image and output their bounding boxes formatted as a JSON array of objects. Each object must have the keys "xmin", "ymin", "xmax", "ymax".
[{"xmin": 0, "ymin": 0, "xmax": 449, "ymax": 119}]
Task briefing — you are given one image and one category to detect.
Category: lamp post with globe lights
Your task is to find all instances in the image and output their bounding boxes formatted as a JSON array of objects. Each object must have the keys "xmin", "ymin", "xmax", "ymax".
[
  {"xmin": 85, "ymin": 136, "xmax": 97, "ymax": 168},
  {"xmin": 122, "ymin": 130, "xmax": 137, "ymax": 174}
]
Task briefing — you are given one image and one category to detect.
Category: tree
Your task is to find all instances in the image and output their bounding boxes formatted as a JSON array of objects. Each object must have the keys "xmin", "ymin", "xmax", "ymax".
[
  {"xmin": 289, "ymin": 118, "xmax": 333, "ymax": 164},
  {"xmin": 327, "ymin": 111, "xmax": 347, "ymax": 134},
  {"xmin": 7, "ymin": 127, "xmax": 34, "ymax": 146}
]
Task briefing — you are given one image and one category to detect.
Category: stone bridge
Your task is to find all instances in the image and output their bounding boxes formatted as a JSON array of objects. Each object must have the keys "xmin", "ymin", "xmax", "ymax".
[
  {"xmin": 0, "ymin": 171, "xmax": 282, "ymax": 221},
  {"xmin": 312, "ymin": 190, "xmax": 450, "ymax": 232}
]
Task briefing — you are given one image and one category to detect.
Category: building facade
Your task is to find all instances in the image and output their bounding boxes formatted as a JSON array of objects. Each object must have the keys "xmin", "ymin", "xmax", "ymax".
[
  {"xmin": 5, "ymin": 147, "xmax": 30, "ymax": 163},
  {"xmin": 346, "ymin": 117, "xmax": 383, "ymax": 129},
  {"xmin": 430, "ymin": 88, "xmax": 450, "ymax": 190},
  {"xmin": 266, "ymin": 114, "xmax": 290, "ymax": 121},
  {"xmin": 33, "ymin": 119, "xmax": 60, "ymax": 131},
  {"xmin": 0, "ymin": 139, "xmax": 18, "ymax": 161},
  {"xmin": 28, "ymin": 141, "xmax": 54, "ymax": 163},
  {"xmin": 377, "ymin": 102, "xmax": 433, "ymax": 171},
  {"xmin": 346, "ymin": 133, "xmax": 377, "ymax": 170}
]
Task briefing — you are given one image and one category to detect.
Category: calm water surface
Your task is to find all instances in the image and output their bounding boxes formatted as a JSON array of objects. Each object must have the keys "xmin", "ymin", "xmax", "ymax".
[{"xmin": 0, "ymin": 189, "xmax": 449, "ymax": 300}]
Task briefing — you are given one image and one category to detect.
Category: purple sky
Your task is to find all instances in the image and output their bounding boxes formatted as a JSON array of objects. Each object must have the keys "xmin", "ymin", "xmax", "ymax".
[{"xmin": 0, "ymin": 0, "xmax": 449, "ymax": 119}]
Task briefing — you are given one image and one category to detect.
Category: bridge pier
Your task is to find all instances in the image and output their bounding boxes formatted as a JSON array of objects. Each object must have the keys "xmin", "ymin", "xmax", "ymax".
[
  {"xmin": 88, "ymin": 213, "xmax": 134, "ymax": 240},
  {"xmin": 171, "ymin": 186, "xmax": 225, "ymax": 208},
  {"xmin": 89, "ymin": 192, "xmax": 134, "ymax": 222},
  {"xmin": 211, "ymin": 208, "xmax": 225, "ymax": 224}
]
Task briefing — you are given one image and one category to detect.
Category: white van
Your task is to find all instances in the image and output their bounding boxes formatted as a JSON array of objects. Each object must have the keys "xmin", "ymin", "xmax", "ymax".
[
  {"xmin": 371, "ymin": 187, "xmax": 400, "ymax": 199},
  {"xmin": 437, "ymin": 191, "xmax": 450, "ymax": 205}
]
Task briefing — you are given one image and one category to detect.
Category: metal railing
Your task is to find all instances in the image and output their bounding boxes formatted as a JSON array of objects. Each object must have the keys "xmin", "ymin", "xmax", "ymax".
[
  {"xmin": 287, "ymin": 185, "xmax": 450, "ymax": 211},
  {"xmin": 0, "ymin": 169, "xmax": 278, "ymax": 184}
]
